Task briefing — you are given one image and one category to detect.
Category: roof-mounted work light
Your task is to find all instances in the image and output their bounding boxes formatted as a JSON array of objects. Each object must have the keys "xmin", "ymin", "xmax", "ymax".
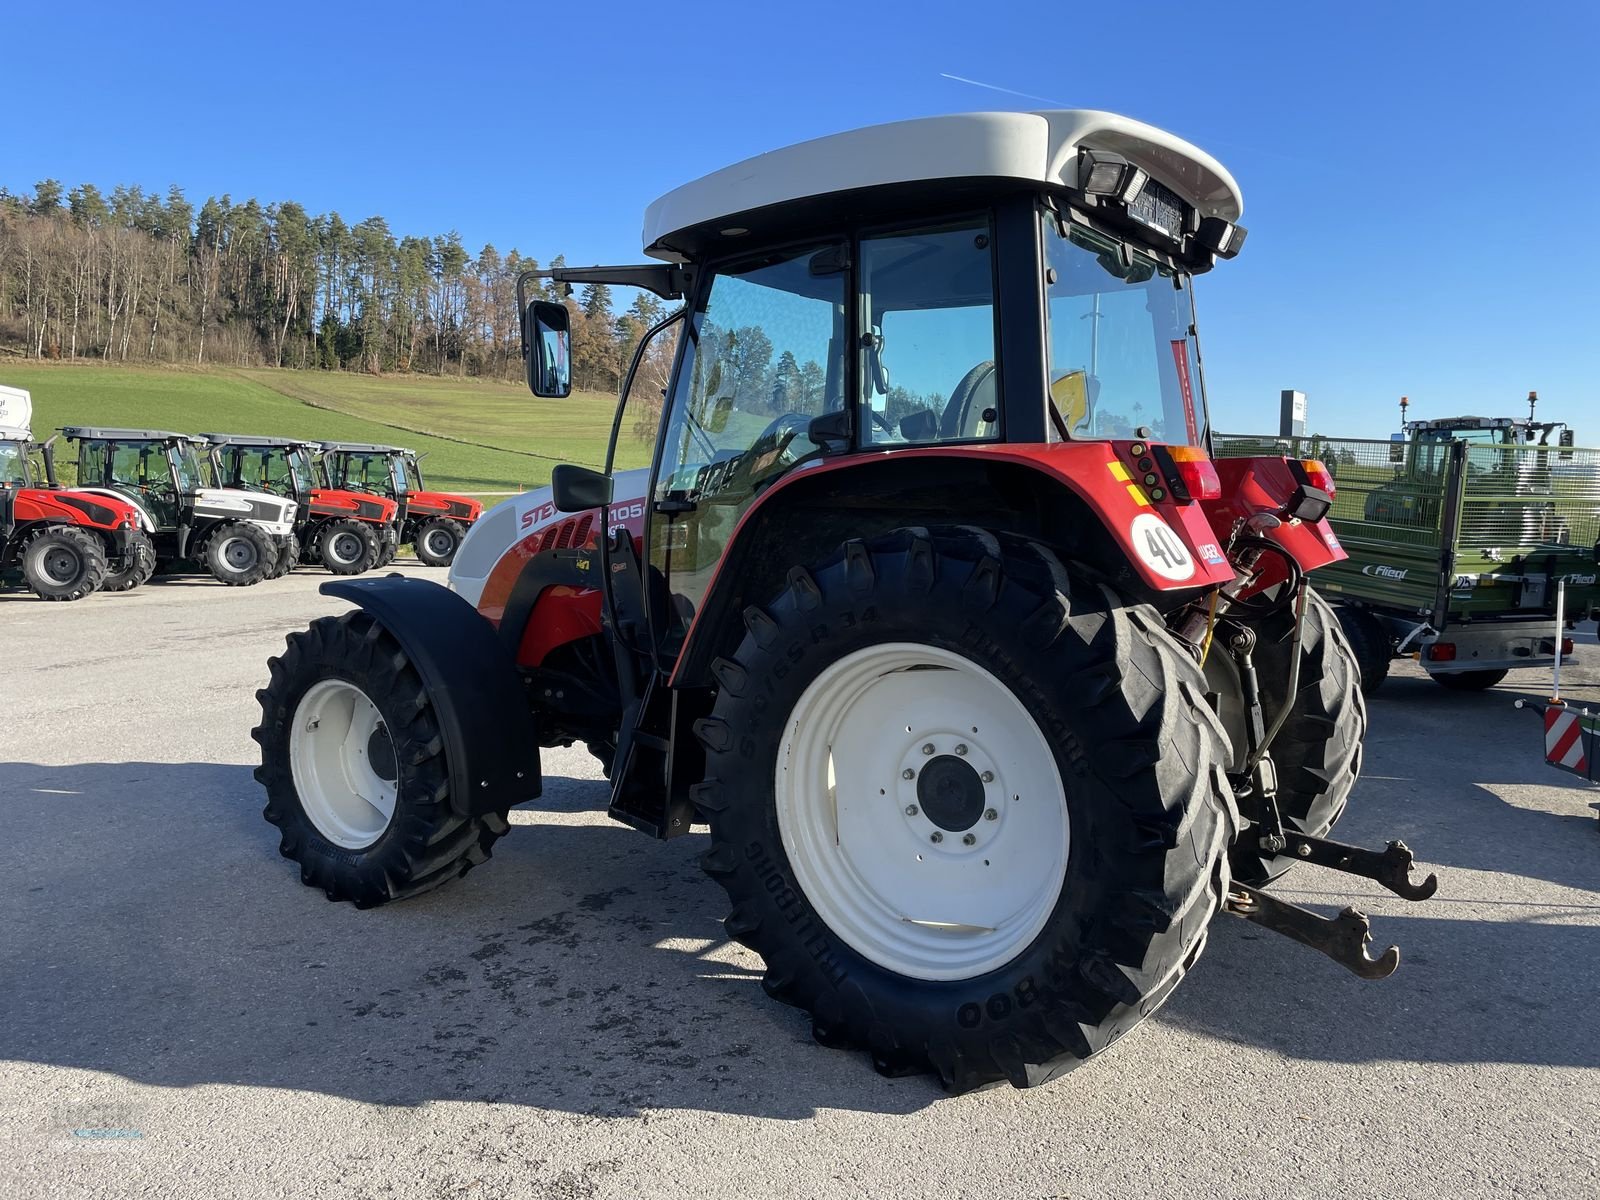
[
  {"xmin": 1197, "ymin": 215, "xmax": 1248, "ymax": 259},
  {"xmin": 1078, "ymin": 149, "xmax": 1148, "ymax": 203}
]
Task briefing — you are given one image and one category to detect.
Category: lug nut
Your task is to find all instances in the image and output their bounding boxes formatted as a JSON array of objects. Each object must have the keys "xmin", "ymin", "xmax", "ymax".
[
  {"xmin": 904, "ymin": 805, "xmax": 918, "ymax": 817},
  {"xmin": 930, "ymin": 832, "xmax": 944, "ymax": 844},
  {"xmin": 902, "ymin": 768, "xmax": 915, "ymax": 780},
  {"xmin": 1297, "ymin": 843, "xmax": 1312, "ymax": 858},
  {"xmin": 984, "ymin": 808, "xmax": 998, "ymax": 821},
  {"xmin": 962, "ymin": 833, "xmax": 977, "ymax": 846},
  {"xmin": 922, "ymin": 743, "xmax": 935, "ymax": 755},
  {"xmin": 980, "ymin": 770, "xmax": 994, "ymax": 783},
  {"xmin": 954, "ymin": 743, "xmax": 968, "ymax": 756}
]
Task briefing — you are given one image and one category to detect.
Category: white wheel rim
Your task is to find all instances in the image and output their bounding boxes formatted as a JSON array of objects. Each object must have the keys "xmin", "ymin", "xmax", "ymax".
[
  {"xmin": 330, "ymin": 532, "xmax": 362, "ymax": 564},
  {"xmin": 220, "ymin": 536, "xmax": 257, "ymax": 571},
  {"xmin": 775, "ymin": 642, "xmax": 1069, "ymax": 982},
  {"xmin": 289, "ymin": 678, "xmax": 399, "ymax": 849},
  {"xmin": 425, "ymin": 529, "xmax": 453, "ymax": 557}
]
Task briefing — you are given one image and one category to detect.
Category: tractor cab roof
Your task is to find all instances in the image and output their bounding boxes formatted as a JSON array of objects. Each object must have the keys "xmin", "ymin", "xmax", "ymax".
[
  {"xmin": 61, "ymin": 426, "xmax": 203, "ymax": 444},
  {"xmin": 641, "ymin": 109, "xmax": 1244, "ymax": 264},
  {"xmin": 0, "ymin": 425, "xmax": 30, "ymax": 443},
  {"xmin": 201, "ymin": 433, "xmax": 314, "ymax": 450},
  {"xmin": 320, "ymin": 441, "xmax": 413, "ymax": 455}
]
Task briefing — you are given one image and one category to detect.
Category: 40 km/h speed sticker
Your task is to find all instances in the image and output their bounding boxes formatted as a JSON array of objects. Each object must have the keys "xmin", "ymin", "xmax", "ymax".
[{"xmin": 1130, "ymin": 512, "xmax": 1196, "ymax": 582}]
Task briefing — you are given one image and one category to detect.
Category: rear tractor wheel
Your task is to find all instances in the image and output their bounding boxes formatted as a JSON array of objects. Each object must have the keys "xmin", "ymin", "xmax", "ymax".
[
  {"xmin": 267, "ymin": 534, "xmax": 299, "ymax": 580},
  {"xmin": 414, "ymin": 517, "xmax": 466, "ymax": 567},
  {"xmin": 695, "ymin": 528, "xmax": 1237, "ymax": 1092},
  {"xmin": 103, "ymin": 528, "xmax": 157, "ymax": 592},
  {"xmin": 252, "ymin": 610, "xmax": 511, "ymax": 906},
  {"xmin": 318, "ymin": 519, "xmax": 378, "ymax": 575},
  {"xmin": 204, "ymin": 521, "xmax": 277, "ymax": 586},
  {"xmin": 21, "ymin": 526, "xmax": 108, "ymax": 601}
]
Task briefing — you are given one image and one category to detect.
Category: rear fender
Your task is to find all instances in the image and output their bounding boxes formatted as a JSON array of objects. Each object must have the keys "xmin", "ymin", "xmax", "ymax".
[
  {"xmin": 1203, "ymin": 457, "xmax": 1347, "ymax": 589},
  {"xmin": 669, "ymin": 444, "xmax": 1236, "ymax": 686},
  {"xmin": 322, "ymin": 576, "xmax": 542, "ymax": 816}
]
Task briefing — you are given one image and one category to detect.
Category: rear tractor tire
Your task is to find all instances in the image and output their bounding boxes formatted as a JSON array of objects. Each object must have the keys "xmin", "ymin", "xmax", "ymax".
[
  {"xmin": 267, "ymin": 534, "xmax": 299, "ymax": 580},
  {"xmin": 1432, "ymin": 668, "xmax": 1508, "ymax": 691},
  {"xmin": 1230, "ymin": 589, "xmax": 1367, "ymax": 885},
  {"xmin": 695, "ymin": 527, "xmax": 1237, "ymax": 1092},
  {"xmin": 103, "ymin": 528, "xmax": 157, "ymax": 593},
  {"xmin": 21, "ymin": 526, "xmax": 108, "ymax": 601},
  {"xmin": 414, "ymin": 517, "xmax": 466, "ymax": 567},
  {"xmin": 317, "ymin": 520, "xmax": 378, "ymax": 576},
  {"xmin": 204, "ymin": 521, "xmax": 277, "ymax": 586},
  {"xmin": 252, "ymin": 610, "xmax": 511, "ymax": 906},
  {"xmin": 1332, "ymin": 605, "xmax": 1392, "ymax": 695}
]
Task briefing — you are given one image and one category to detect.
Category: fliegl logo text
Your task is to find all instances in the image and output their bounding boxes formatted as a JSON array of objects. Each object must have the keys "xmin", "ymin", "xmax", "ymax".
[
  {"xmin": 1563, "ymin": 573, "xmax": 1597, "ymax": 586},
  {"xmin": 1362, "ymin": 564, "xmax": 1409, "ymax": 581}
]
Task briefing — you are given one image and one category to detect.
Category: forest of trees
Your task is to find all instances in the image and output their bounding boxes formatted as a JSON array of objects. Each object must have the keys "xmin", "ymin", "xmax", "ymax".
[{"xmin": 0, "ymin": 179, "xmax": 668, "ymax": 394}]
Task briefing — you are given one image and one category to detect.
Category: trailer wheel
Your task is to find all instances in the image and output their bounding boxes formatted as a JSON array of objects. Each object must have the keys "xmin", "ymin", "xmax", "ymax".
[
  {"xmin": 1232, "ymin": 588, "xmax": 1367, "ymax": 885},
  {"xmin": 204, "ymin": 522, "xmax": 277, "ymax": 586},
  {"xmin": 252, "ymin": 610, "xmax": 510, "ymax": 907},
  {"xmin": 1432, "ymin": 669, "xmax": 1508, "ymax": 691},
  {"xmin": 414, "ymin": 517, "xmax": 466, "ymax": 567},
  {"xmin": 695, "ymin": 528, "xmax": 1236, "ymax": 1092},
  {"xmin": 1333, "ymin": 605, "xmax": 1391, "ymax": 695},
  {"xmin": 21, "ymin": 526, "xmax": 108, "ymax": 601},
  {"xmin": 318, "ymin": 520, "xmax": 378, "ymax": 575},
  {"xmin": 267, "ymin": 535, "xmax": 299, "ymax": 579},
  {"xmin": 103, "ymin": 529, "xmax": 157, "ymax": 592}
]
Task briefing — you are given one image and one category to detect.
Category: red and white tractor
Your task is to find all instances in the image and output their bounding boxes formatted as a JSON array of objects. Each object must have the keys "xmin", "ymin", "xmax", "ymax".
[
  {"xmin": 204, "ymin": 434, "xmax": 401, "ymax": 576},
  {"xmin": 254, "ymin": 111, "xmax": 1436, "ymax": 1091},
  {"xmin": 0, "ymin": 385, "xmax": 148, "ymax": 600},
  {"xmin": 316, "ymin": 442, "xmax": 481, "ymax": 567}
]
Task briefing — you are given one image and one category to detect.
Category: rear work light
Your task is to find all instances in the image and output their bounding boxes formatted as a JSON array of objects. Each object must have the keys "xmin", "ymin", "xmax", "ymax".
[
  {"xmin": 1154, "ymin": 444, "xmax": 1222, "ymax": 501},
  {"xmin": 1300, "ymin": 458, "xmax": 1337, "ymax": 498},
  {"xmin": 1425, "ymin": 643, "xmax": 1457, "ymax": 662}
]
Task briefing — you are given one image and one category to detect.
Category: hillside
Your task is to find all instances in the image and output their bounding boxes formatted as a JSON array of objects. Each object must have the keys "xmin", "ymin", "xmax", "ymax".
[{"xmin": 2, "ymin": 362, "xmax": 640, "ymax": 494}]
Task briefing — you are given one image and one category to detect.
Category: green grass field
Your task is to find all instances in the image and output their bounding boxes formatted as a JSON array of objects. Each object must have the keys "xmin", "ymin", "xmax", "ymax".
[{"xmin": 3, "ymin": 362, "xmax": 638, "ymax": 495}]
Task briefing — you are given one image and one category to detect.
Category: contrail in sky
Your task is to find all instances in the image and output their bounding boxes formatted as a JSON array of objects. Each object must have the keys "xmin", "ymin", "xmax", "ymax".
[{"xmin": 938, "ymin": 73, "xmax": 1067, "ymax": 106}]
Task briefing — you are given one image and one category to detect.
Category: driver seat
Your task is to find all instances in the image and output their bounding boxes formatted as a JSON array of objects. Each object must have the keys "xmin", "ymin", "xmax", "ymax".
[{"xmin": 939, "ymin": 360, "xmax": 998, "ymax": 440}]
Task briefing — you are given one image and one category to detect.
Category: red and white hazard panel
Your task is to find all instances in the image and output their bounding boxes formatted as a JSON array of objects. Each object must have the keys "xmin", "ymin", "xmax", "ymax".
[{"xmin": 1544, "ymin": 707, "xmax": 1595, "ymax": 779}]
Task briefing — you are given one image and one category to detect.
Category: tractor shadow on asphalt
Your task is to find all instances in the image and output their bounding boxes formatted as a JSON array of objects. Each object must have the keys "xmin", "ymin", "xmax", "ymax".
[
  {"xmin": 0, "ymin": 760, "xmax": 936, "ymax": 1119},
  {"xmin": 2, "ymin": 752, "xmax": 1596, "ymax": 1118}
]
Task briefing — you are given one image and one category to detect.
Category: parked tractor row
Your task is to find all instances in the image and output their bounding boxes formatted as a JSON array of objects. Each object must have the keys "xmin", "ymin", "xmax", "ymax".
[{"xmin": 0, "ymin": 385, "xmax": 482, "ymax": 601}]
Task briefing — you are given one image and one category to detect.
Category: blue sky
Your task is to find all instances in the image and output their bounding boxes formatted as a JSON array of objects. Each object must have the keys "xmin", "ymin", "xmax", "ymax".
[{"xmin": 8, "ymin": 0, "xmax": 1598, "ymax": 438}]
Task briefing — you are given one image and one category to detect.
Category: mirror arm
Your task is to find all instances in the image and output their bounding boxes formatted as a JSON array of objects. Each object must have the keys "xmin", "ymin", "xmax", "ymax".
[{"xmin": 518, "ymin": 264, "xmax": 692, "ymax": 301}]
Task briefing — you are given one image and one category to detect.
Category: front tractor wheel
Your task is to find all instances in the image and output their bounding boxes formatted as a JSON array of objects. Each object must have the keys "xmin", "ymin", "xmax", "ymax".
[
  {"xmin": 318, "ymin": 520, "xmax": 378, "ymax": 575},
  {"xmin": 414, "ymin": 517, "xmax": 466, "ymax": 567},
  {"xmin": 103, "ymin": 528, "xmax": 157, "ymax": 592},
  {"xmin": 21, "ymin": 526, "xmax": 108, "ymax": 600},
  {"xmin": 695, "ymin": 529, "xmax": 1237, "ymax": 1092},
  {"xmin": 267, "ymin": 534, "xmax": 299, "ymax": 580},
  {"xmin": 204, "ymin": 521, "xmax": 277, "ymax": 586},
  {"xmin": 252, "ymin": 611, "xmax": 510, "ymax": 906}
]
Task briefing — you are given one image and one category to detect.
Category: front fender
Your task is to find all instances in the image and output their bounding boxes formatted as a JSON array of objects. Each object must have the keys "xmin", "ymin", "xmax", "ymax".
[{"xmin": 322, "ymin": 576, "xmax": 541, "ymax": 816}]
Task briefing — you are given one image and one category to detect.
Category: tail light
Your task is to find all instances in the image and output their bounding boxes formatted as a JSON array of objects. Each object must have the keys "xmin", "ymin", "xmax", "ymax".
[
  {"xmin": 1299, "ymin": 458, "xmax": 1337, "ymax": 498},
  {"xmin": 1565, "ymin": 637, "xmax": 1575, "ymax": 656},
  {"xmin": 1425, "ymin": 643, "xmax": 1457, "ymax": 662},
  {"xmin": 1157, "ymin": 444, "xmax": 1222, "ymax": 501}
]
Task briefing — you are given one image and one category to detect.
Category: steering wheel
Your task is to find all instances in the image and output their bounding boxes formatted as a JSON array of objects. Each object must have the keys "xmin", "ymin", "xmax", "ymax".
[{"xmin": 715, "ymin": 412, "xmax": 813, "ymax": 497}]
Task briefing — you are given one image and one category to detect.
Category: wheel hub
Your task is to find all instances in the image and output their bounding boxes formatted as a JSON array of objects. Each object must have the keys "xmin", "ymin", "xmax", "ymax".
[
  {"xmin": 223, "ymin": 538, "xmax": 256, "ymax": 570},
  {"xmin": 366, "ymin": 723, "xmax": 397, "ymax": 782},
  {"xmin": 426, "ymin": 530, "xmax": 452, "ymax": 556},
  {"xmin": 915, "ymin": 754, "xmax": 985, "ymax": 832},
  {"xmin": 43, "ymin": 548, "xmax": 80, "ymax": 582},
  {"xmin": 288, "ymin": 678, "xmax": 399, "ymax": 849},
  {"xmin": 332, "ymin": 533, "xmax": 361, "ymax": 563}
]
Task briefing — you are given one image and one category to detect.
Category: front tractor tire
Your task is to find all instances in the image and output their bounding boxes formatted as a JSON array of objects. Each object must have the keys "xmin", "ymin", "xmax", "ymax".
[
  {"xmin": 317, "ymin": 520, "xmax": 379, "ymax": 576},
  {"xmin": 103, "ymin": 528, "xmax": 157, "ymax": 592},
  {"xmin": 267, "ymin": 534, "xmax": 299, "ymax": 580},
  {"xmin": 204, "ymin": 521, "xmax": 277, "ymax": 586},
  {"xmin": 414, "ymin": 517, "xmax": 467, "ymax": 567},
  {"xmin": 1230, "ymin": 589, "xmax": 1367, "ymax": 885},
  {"xmin": 252, "ymin": 611, "xmax": 511, "ymax": 907},
  {"xmin": 694, "ymin": 528, "xmax": 1237, "ymax": 1092},
  {"xmin": 21, "ymin": 526, "xmax": 108, "ymax": 600}
]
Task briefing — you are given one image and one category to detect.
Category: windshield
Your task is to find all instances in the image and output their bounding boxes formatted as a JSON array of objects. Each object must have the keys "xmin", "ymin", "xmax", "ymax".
[
  {"xmin": 1044, "ymin": 218, "xmax": 1207, "ymax": 445},
  {"xmin": 0, "ymin": 440, "xmax": 27, "ymax": 486},
  {"xmin": 404, "ymin": 456, "xmax": 422, "ymax": 493},
  {"xmin": 287, "ymin": 449, "xmax": 315, "ymax": 494}
]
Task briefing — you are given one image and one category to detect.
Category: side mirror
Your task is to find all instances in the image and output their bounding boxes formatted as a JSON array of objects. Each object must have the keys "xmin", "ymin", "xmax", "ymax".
[
  {"xmin": 1389, "ymin": 432, "xmax": 1405, "ymax": 463},
  {"xmin": 522, "ymin": 300, "xmax": 572, "ymax": 397},
  {"xmin": 551, "ymin": 464, "xmax": 612, "ymax": 513}
]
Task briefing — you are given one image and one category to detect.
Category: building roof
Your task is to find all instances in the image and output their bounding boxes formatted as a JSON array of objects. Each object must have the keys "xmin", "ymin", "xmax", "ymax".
[{"xmin": 642, "ymin": 109, "xmax": 1242, "ymax": 260}]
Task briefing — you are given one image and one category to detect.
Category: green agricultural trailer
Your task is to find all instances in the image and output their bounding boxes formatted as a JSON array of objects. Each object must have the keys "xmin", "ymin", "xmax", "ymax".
[{"xmin": 1216, "ymin": 414, "xmax": 1600, "ymax": 691}]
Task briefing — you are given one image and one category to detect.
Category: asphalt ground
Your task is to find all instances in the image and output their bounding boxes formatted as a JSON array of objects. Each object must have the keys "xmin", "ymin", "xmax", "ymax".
[{"xmin": 3, "ymin": 566, "xmax": 1598, "ymax": 1199}]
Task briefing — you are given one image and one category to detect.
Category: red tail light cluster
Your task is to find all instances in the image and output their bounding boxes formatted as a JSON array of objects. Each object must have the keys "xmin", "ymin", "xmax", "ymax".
[
  {"xmin": 1159, "ymin": 444, "xmax": 1222, "ymax": 501},
  {"xmin": 1299, "ymin": 458, "xmax": 1337, "ymax": 498},
  {"xmin": 1425, "ymin": 643, "xmax": 1457, "ymax": 662}
]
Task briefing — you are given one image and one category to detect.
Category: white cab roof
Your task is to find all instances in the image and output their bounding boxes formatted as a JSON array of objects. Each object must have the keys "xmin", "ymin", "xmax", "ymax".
[
  {"xmin": 642, "ymin": 109, "xmax": 1242, "ymax": 259},
  {"xmin": 0, "ymin": 384, "xmax": 32, "ymax": 433}
]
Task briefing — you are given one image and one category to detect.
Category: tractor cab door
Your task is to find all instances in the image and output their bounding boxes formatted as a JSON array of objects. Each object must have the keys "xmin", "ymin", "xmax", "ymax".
[
  {"xmin": 644, "ymin": 243, "xmax": 849, "ymax": 661},
  {"xmin": 104, "ymin": 441, "xmax": 182, "ymax": 530}
]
